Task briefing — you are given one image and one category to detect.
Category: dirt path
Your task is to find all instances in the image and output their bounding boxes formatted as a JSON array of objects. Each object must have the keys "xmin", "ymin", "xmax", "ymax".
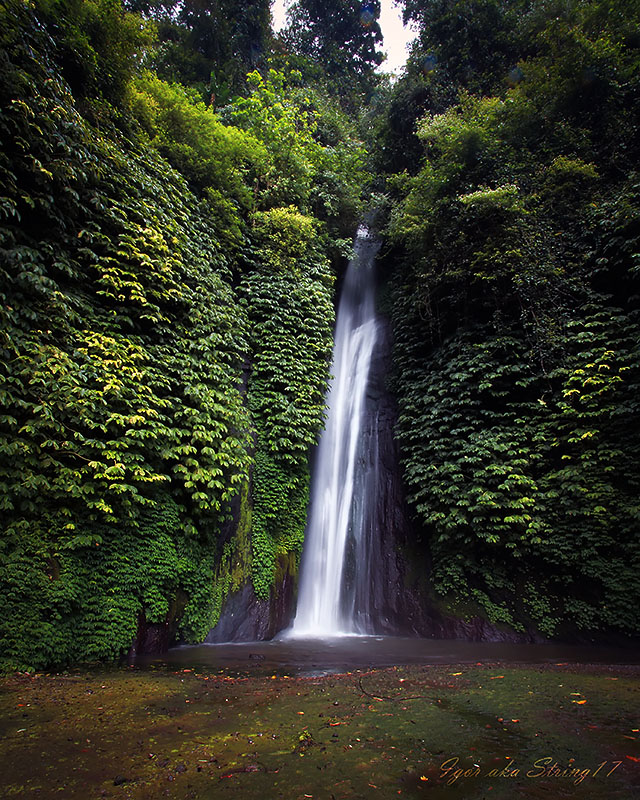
[{"xmin": 1, "ymin": 663, "xmax": 638, "ymax": 799}]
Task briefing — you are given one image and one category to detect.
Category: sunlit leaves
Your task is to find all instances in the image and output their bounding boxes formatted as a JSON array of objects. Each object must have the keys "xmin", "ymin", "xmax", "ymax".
[
  {"xmin": 0, "ymin": 4, "xmax": 255, "ymax": 669},
  {"xmin": 242, "ymin": 214, "xmax": 334, "ymax": 598},
  {"xmin": 128, "ymin": 71, "xmax": 266, "ymax": 208}
]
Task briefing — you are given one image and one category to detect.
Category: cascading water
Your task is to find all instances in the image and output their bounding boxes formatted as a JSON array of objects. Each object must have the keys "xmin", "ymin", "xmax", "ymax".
[{"xmin": 289, "ymin": 226, "xmax": 381, "ymax": 637}]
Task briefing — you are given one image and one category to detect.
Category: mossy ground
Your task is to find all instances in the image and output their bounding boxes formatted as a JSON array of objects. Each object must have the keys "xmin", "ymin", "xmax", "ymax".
[{"xmin": 0, "ymin": 663, "xmax": 638, "ymax": 799}]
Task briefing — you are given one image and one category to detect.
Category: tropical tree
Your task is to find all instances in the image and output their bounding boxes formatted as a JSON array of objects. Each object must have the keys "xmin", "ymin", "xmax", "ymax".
[{"xmin": 282, "ymin": 0, "xmax": 384, "ymax": 102}]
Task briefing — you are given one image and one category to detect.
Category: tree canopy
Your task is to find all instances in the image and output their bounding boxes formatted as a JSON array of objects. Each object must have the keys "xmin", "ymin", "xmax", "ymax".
[{"xmin": 281, "ymin": 0, "xmax": 384, "ymax": 102}]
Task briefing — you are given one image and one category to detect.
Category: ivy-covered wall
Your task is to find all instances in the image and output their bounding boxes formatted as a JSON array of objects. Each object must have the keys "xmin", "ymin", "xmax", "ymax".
[
  {"xmin": 382, "ymin": 0, "xmax": 640, "ymax": 639},
  {"xmin": 0, "ymin": 1, "xmax": 351, "ymax": 670},
  {"xmin": 241, "ymin": 211, "xmax": 335, "ymax": 600}
]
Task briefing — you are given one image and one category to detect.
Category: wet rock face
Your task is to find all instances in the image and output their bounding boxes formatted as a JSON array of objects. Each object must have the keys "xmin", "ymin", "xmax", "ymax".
[
  {"xmin": 206, "ymin": 556, "xmax": 296, "ymax": 643},
  {"xmin": 345, "ymin": 312, "xmax": 415, "ymax": 635}
]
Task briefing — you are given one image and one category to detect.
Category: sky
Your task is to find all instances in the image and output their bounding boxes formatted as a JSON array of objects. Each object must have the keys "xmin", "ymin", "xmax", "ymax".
[{"xmin": 270, "ymin": 0, "xmax": 418, "ymax": 76}]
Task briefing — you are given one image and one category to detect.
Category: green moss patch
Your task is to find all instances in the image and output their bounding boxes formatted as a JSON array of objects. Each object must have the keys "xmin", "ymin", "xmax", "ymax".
[{"xmin": 1, "ymin": 663, "xmax": 638, "ymax": 799}]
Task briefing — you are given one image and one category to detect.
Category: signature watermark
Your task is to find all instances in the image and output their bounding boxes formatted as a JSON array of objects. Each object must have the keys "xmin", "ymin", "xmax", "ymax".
[{"xmin": 437, "ymin": 756, "xmax": 623, "ymax": 786}]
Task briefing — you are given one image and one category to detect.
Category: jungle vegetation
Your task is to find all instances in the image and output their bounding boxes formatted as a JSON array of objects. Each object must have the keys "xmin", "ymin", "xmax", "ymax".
[
  {"xmin": 380, "ymin": 0, "xmax": 640, "ymax": 637},
  {"xmin": 0, "ymin": 0, "xmax": 638, "ymax": 670}
]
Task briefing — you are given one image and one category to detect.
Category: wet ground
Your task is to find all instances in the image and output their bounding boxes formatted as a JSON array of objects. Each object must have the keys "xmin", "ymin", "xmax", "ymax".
[{"xmin": 1, "ymin": 648, "xmax": 639, "ymax": 799}]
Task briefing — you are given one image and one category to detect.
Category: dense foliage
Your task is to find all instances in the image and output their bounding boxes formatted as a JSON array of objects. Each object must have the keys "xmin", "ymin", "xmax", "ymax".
[
  {"xmin": 281, "ymin": 0, "xmax": 384, "ymax": 103},
  {"xmin": 242, "ymin": 209, "xmax": 335, "ymax": 597},
  {"xmin": 2, "ymin": 0, "xmax": 639, "ymax": 672},
  {"xmin": 383, "ymin": 0, "xmax": 640, "ymax": 637},
  {"xmin": 125, "ymin": 0, "xmax": 272, "ymax": 99},
  {"xmin": 0, "ymin": 0, "xmax": 363, "ymax": 669}
]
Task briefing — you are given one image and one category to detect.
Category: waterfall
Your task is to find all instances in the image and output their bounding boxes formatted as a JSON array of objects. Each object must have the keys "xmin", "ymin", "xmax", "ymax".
[{"xmin": 289, "ymin": 226, "xmax": 380, "ymax": 637}]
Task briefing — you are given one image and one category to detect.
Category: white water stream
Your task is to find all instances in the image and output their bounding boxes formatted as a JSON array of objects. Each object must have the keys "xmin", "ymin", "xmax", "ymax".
[{"xmin": 289, "ymin": 226, "xmax": 380, "ymax": 637}]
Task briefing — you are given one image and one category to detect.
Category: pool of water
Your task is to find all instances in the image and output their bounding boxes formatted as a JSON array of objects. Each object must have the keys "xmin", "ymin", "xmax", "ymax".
[{"xmin": 135, "ymin": 635, "xmax": 640, "ymax": 676}]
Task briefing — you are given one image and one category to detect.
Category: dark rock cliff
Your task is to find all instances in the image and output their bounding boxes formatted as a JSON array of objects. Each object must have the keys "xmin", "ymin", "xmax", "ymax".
[{"xmin": 205, "ymin": 554, "xmax": 297, "ymax": 643}]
